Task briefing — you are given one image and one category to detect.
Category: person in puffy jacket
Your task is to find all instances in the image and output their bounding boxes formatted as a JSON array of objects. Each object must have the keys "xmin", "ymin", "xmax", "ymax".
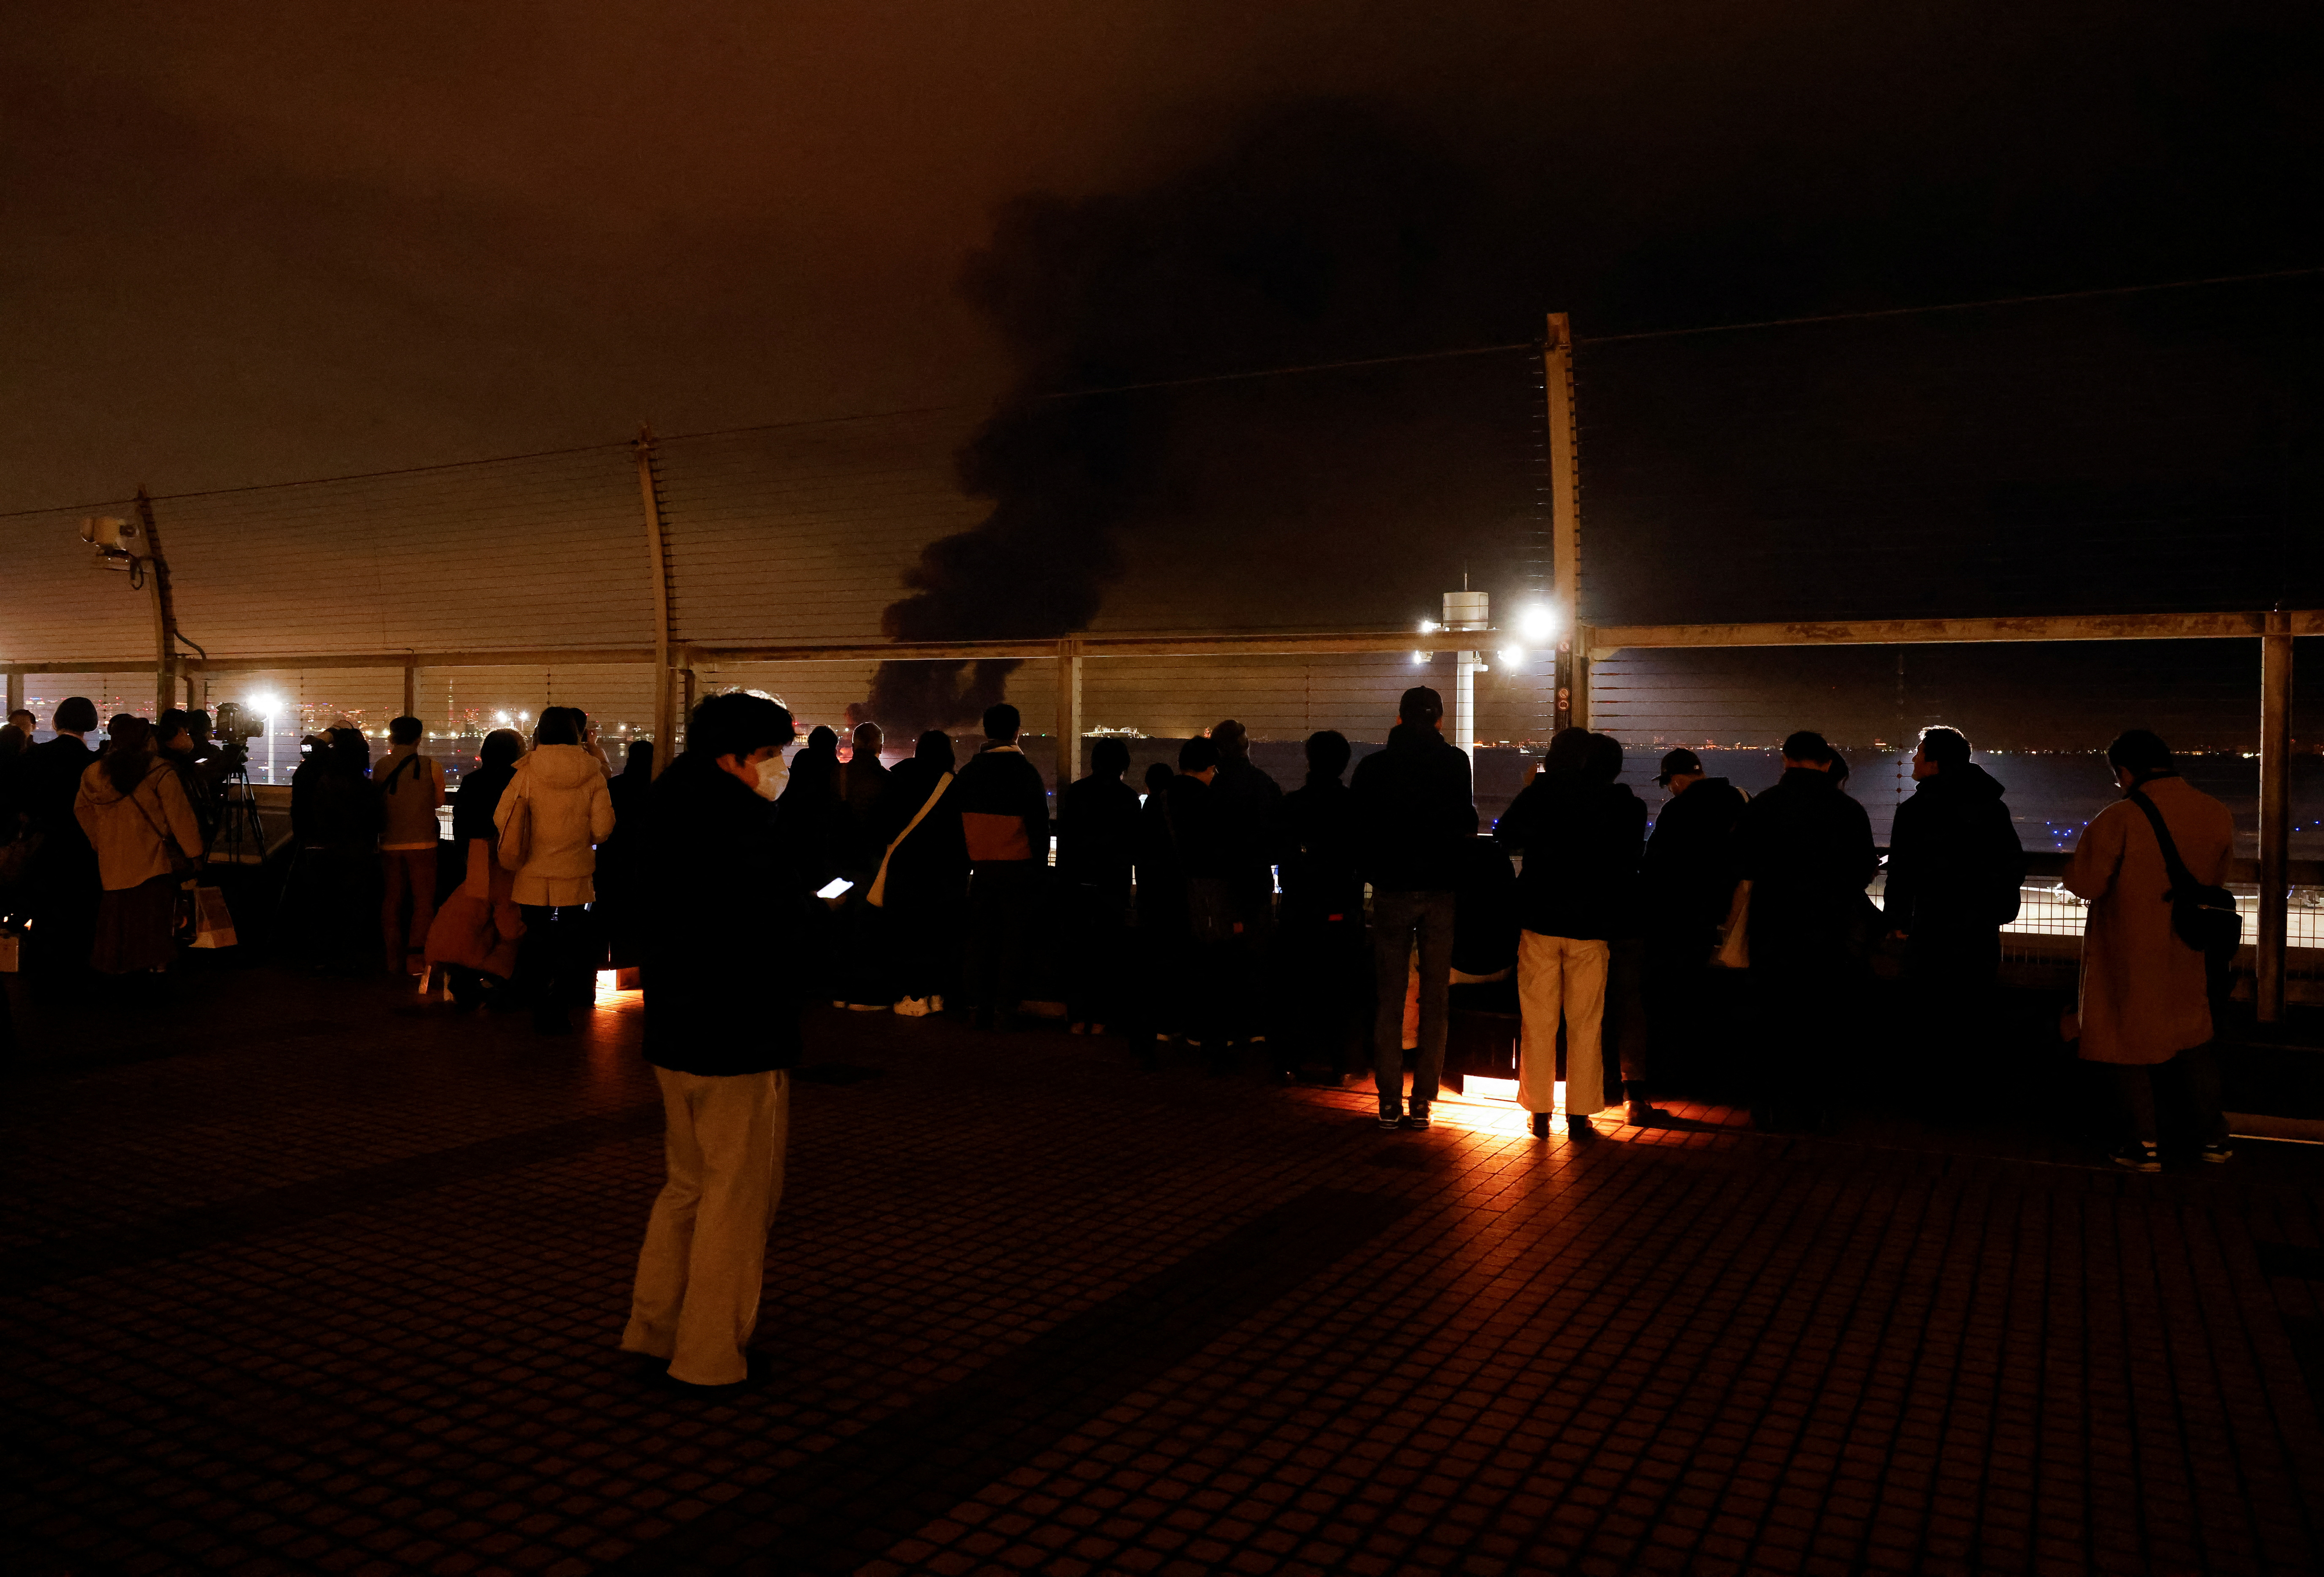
[{"xmin": 496, "ymin": 706, "xmax": 614, "ymax": 1033}]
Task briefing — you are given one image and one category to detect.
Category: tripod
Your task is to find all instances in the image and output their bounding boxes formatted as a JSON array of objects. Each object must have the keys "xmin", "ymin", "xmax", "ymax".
[{"xmin": 212, "ymin": 759, "xmax": 270, "ymax": 867}]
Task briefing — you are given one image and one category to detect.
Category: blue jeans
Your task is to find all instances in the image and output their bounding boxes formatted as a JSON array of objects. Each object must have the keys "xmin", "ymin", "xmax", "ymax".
[{"xmin": 1371, "ymin": 889, "xmax": 1455, "ymax": 1113}]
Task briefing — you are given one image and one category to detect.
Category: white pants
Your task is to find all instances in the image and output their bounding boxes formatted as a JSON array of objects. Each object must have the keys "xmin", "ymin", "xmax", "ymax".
[
  {"xmin": 622, "ymin": 1066, "xmax": 791, "ymax": 1385},
  {"xmin": 1517, "ymin": 932, "xmax": 1611, "ymax": 1116}
]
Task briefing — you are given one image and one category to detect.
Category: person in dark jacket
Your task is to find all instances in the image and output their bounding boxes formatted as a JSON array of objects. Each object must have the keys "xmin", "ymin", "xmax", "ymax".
[
  {"xmin": 1640, "ymin": 748, "xmax": 1748, "ymax": 1089},
  {"xmin": 951, "ymin": 703, "xmax": 1050, "ymax": 1030},
  {"xmin": 1349, "ymin": 686, "xmax": 1476, "ymax": 1131},
  {"xmin": 1057, "ymin": 738, "xmax": 1139, "ymax": 1034},
  {"xmin": 1884, "ymin": 726, "xmax": 2026, "ymax": 1084},
  {"xmin": 289, "ymin": 726, "xmax": 385, "ymax": 973},
  {"xmin": 1733, "ymin": 729, "xmax": 1878, "ymax": 1130},
  {"xmin": 872, "ymin": 729, "xmax": 969, "ymax": 1016},
  {"xmin": 17, "ymin": 696, "xmax": 102, "ymax": 993},
  {"xmin": 1133, "ymin": 759, "xmax": 1185, "ymax": 1048},
  {"xmin": 436, "ymin": 728, "xmax": 527, "ymax": 1007},
  {"xmin": 1495, "ymin": 728, "xmax": 1647, "ymax": 1137},
  {"xmin": 1274, "ymin": 730, "xmax": 1367, "ymax": 1079},
  {"xmin": 1164, "ymin": 736, "xmax": 1240, "ymax": 1060},
  {"xmin": 596, "ymin": 740, "xmax": 655, "ymax": 976},
  {"xmin": 623, "ymin": 691, "xmax": 810, "ymax": 1392},
  {"xmin": 825, "ymin": 723, "xmax": 893, "ymax": 1011},
  {"xmin": 1208, "ymin": 719, "xmax": 1283, "ymax": 1044},
  {"xmin": 781, "ymin": 724, "xmax": 845, "ymax": 999}
]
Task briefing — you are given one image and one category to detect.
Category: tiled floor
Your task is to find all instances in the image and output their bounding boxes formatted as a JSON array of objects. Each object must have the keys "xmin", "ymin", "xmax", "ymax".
[{"xmin": 5, "ymin": 968, "xmax": 2323, "ymax": 1575}]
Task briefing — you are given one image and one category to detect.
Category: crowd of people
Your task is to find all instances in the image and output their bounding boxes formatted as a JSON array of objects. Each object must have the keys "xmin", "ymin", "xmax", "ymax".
[{"xmin": 0, "ymin": 684, "xmax": 2248, "ymax": 1386}]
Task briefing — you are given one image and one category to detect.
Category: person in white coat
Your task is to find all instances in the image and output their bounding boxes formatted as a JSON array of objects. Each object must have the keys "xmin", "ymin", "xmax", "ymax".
[{"xmin": 496, "ymin": 706, "xmax": 615, "ymax": 1033}]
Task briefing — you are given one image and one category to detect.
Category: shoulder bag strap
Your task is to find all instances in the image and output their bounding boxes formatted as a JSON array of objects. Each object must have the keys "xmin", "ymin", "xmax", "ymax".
[
  {"xmin": 123, "ymin": 772, "xmax": 196, "ymax": 871},
  {"xmin": 2125, "ymin": 789, "xmax": 2199, "ymax": 897},
  {"xmin": 867, "ymin": 771, "xmax": 953, "ymax": 908}
]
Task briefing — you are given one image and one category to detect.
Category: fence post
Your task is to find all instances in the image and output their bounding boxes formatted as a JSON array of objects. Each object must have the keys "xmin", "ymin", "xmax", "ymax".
[
  {"xmin": 5, "ymin": 671, "xmax": 22, "ymax": 718},
  {"xmin": 634, "ymin": 426, "xmax": 677, "ymax": 774},
  {"xmin": 1055, "ymin": 638, "xmax": 1082, "ymax": 795},
  {"xmin": 2258, "ymin": 610, "xmax": 2294, "ymax": 1022},
  {"xmin": 1544, "ymin": 312, "xmax": 1584, "ymax": 732},
  {"xmin": 401, "ymin": 663, "xmax": 417, "ymax": 719}
]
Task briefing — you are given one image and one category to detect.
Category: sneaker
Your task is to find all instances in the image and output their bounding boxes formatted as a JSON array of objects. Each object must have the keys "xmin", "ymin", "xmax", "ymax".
[
  {"xmin": 848, "ymin": 1001, "xmax": 887, "ymax": 1013},
  {"xmin": 2109, "ymin": 1138, "xmax": 2161, "ymax": 1172},
  {"xmin": 1566, "ymin": 1116, "xmax": 1601, "ymax": 1142},
  {"xmin": 1530, "ymin": 1111, "xmax": 1551, "ymax": 1138},
  {"xmin": 1378, "ymin": 1107, "xmax": 1404, "ymax": 1131},
  {"xmin": 927, "ymin": 995, "xmax": 945, "ymax": 1014},
  {"xmin": 892, "ymin": 997, "xmax": 928, "ymax": 1018},
  {"xmin": 1405, "ymin": 1105, "xmax": 1432, "ymax": 1131},
  {"xmin": 2200, "ymin": 1141, "xmax": 2235, "ymax": 1164}
]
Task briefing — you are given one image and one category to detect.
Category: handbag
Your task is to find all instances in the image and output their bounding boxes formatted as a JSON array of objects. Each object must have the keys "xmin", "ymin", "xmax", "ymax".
[
  {"xmin": 1711, "ymin": 879, "xmax": 1752, "ymax": 969},
  {"xmin": 496, "ymin": 770, "xmax": 535, "ymax": 871},
  {"xmin": 2126, "ymin": 789, "xmax": 2242, "ymax": 961},
  {"xmin": 867, "ymin": 771, "xmax": 952, "ymax": 908},
  {"xmin": 188, "ymin": 886, "xmax": 238, "ymax": 949}
]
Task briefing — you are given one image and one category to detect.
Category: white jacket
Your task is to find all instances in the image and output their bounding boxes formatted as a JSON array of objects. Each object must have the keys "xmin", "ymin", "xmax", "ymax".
[{"xmin": 496, "ymin": 744, "xmax": 615, "ymax": 906}]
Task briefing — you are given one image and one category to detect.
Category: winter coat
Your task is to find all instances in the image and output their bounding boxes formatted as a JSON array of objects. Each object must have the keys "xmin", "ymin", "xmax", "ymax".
[
  {"xmin": 1640, "ymin": 777, "xmax": 1748, "ymax": 937},
  {"xmin": 2064, "ymin": 773, "xmax": 2234, "ymax": 1065},
  {"xmin": 375, "ymin": 745, "xmax": 447, "ymax": 850},
  {"xmin": 1733, "ymin": 767, "xmax": 1878, "ymax": 967},
  {"xmin": 1452, "ymin": 837, "xmax": 1521, "ymax": 977},
  {"xmin": 453, "ymin": 762, "xmax": 517, "ymax": 844},
  {"xmin": 1165, "ymin": 774, "xmax": 1232, "ymax": 881},
  {"xmin": 1349, "ymin": 724, "xmax": 1476, "ymax": 893},
  {"xmin": 1275, "ymin": 775, "xmax": 1364, "ymax": 924},
  {"xmin": 1213, "ymin": 756, "xmax": 1283, "ymax": 896},
  {"xmin": 73, "ymin": 760, "xmax": 203, "ymax": 891},
  {"xmin": 21, "ymin": 735, "xmax": 97, "ymax": 854},
  {"xmin": 292, "ymin": 757, "xmax": 381, "ymax": 852},
  {"xmin": 869, "ymin": 756, "xmax": 969, "ymax": 910},
  {"xmin": 952, "ymin": 743, "xmax": 1049, "ymax": 866},
  {"xmin": 833, "ymin": 754, "xmax": 891, "ymax": 870},
  {"xmin": 494, "ymin": 744, "xmax": 615, "ymax": 907},
  {"xmin": 1057, "ymin": 774, "xmax": 1140, "ymax": 895},
  {"xmin": 1134, "ymin": 789, "xmax": 1184, "ymax": 931},
  {"xmin": 641, "ymin": 752, "xmax": 812, "ymax": 1075},
  {"xmin": 1883, "ymin": 763, "xmax": 2025, "ymax": 940},
  {"xmin": 1494, "ymin": 774, "xmax": 1647, "ymax": 941}
]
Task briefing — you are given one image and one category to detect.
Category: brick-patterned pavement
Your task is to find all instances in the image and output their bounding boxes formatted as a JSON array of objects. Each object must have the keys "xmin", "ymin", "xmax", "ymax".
[{"xmin": 4, "ymin": 970, "xmax": 2323, "ymax": 1575}]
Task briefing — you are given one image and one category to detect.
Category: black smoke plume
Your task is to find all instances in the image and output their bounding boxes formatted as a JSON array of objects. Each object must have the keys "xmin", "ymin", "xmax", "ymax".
[{"xmin": 868, "ymin": 102, "xmax": 1476, "ymax": 735}]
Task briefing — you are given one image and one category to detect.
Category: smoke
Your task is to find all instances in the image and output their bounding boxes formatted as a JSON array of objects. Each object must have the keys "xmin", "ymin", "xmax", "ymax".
[{"xmin": 868, "ymin": 101, "xmax": 1478, "ymax": 734}]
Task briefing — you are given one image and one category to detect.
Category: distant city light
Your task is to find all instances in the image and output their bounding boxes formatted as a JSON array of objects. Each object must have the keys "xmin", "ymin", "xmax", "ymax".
[
  {"xmin": 1418, "ymin": 619, "xmax": 1437, "ymax": 634},
  {"xmin": 496, "ymin": 711, "xmax": 511, "ymax": 724}
]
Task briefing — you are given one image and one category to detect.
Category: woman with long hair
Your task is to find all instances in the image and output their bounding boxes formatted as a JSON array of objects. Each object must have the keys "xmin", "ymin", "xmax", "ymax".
[
  {"xmin": 496, "ymin": 706, "xmax": 614, "ymax": 1032},
  {"xmin": 73, "ymin": 714, "xmax": 203, "ymax": 982}
]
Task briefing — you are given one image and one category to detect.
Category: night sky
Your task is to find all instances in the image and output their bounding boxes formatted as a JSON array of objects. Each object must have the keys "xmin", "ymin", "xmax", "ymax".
[{"xmin": 6, "ymin": 2, "xmax": 2321, "ymax": 691}]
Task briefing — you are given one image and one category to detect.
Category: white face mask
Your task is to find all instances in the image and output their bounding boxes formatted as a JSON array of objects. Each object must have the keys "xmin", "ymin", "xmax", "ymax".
[{"xmin": 751, "ymin": 753, "xmax": 789, "ymax": 801}]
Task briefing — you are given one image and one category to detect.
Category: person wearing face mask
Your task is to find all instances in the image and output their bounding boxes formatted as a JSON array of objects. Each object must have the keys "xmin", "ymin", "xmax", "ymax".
[{"xmin": 622, "ymin": 691, "xmax": 813, "ymax": 1393}]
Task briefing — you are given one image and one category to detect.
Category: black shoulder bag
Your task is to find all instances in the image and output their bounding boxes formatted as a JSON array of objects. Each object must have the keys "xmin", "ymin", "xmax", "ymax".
[{"xmin": 2125, "ymin": 789, "xmax": 2241, "ymax": 962}]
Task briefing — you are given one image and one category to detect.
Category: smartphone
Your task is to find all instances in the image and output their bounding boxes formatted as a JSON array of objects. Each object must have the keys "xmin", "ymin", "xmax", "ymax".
[{"xmin": 816, "ymin": 877, "xmax": 854, "ymax": 900}]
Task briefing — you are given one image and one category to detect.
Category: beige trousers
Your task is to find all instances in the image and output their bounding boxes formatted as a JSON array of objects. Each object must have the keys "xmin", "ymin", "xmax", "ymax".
[
  {"xmin": 1517, "ymin": 931, "xmax": 1611, "ymax": 1116},
  {"xmin": 622, "ymin": 1066, "xmax": 790, "ymax": 1385}
]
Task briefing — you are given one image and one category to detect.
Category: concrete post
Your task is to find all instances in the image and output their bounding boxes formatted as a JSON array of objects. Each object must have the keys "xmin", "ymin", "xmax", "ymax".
[
  {"xmin": 401, "ymin": 663, "xmax": 417, "ymax": 719},
  {"xmin": 5, "ymin": 671, "xmax": 23, "ymax": 719},
  {"xmin": 2258, "ymin": 611, "xmax": 2293, "ymax": 1022}
]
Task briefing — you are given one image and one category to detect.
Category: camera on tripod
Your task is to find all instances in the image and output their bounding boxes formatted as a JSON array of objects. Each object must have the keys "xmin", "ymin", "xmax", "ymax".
[{"xmin": 209, "ymin": 702, "xmax": 262, "ymax": 775}]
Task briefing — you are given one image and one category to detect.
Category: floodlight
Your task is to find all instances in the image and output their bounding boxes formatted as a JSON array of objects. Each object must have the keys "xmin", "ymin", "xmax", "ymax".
[{"xmin": 1516, "ymin": 605, "xmax": 1556, "ymax": 643}]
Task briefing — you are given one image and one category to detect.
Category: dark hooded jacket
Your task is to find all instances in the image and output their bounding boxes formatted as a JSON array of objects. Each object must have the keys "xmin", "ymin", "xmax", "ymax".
[
  {"xmin": 1275, "ymin": 771, "xmax": 1363, "ymax": 923},
  {"xmin": 1641, "ymin": 776, "xmax": 1749, "ymax": 936},
  {"xmin": 871, "ymin": 747, "xmax": 969, "ymax": 910},
  {"xmin": 1733, "ymin": 767, "xmax": 1878, "ymax": 964},
  {"xmin": 1494, "ymin": 773, "xmax": 1647, "ymax": 941},
  {"xmin": 1057, "ymin": 773, "xmax": 1139, "ymax": 894},
  {"xmin": 1882, "ymin": 761, "xmax": 2025, "ymax": 939},
  {"xmin": 641, "ymin": 751, "xmax": 813, "ymax": 1074},
  {"xmin": 1349, "ymin": 724, "xmax": 1476, "ymax": 893}
]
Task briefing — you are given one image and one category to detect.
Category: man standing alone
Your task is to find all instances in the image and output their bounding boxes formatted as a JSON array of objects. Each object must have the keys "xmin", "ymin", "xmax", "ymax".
[
  {"xmin": 623, "ymin": 692, "xmax": 810, "ymax": 1392},
  {"xmin": 1350, "ymin": 686, "xmax": 1476, "ymax": 1131},
  {"xmin": 20, "ymin": 697, "xmax": 102, "ymax": 993}
]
